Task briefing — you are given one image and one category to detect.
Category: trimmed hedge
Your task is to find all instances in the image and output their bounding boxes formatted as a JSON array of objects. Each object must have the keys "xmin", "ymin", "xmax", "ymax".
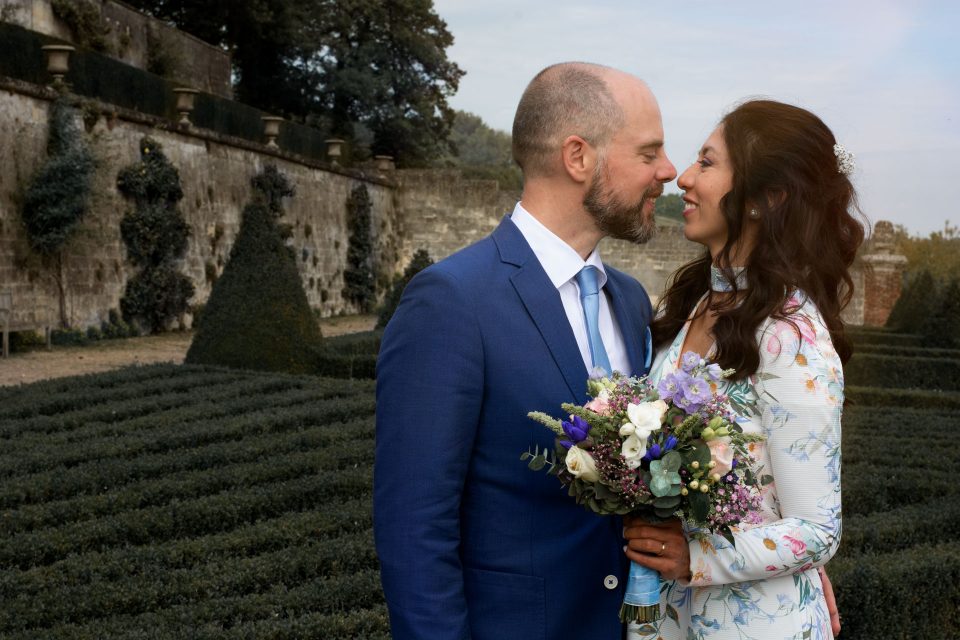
[
  {"xmin": 311, "ymin": 330, "xmax": 382, "ymax": 379},
  {"xmin": 0, "ymin": 329, "xmax": 957, "ymax": 638},
  {"xmin": 845, "ymin": 352, "xmax": 960, "ymax": 390}
]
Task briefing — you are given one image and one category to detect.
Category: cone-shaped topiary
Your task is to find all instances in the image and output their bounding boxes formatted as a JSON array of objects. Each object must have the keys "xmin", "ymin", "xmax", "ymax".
[
  {"xmin": 920, "ymin": 278, "xmax": 960, "ymax": 347},
  {"xmin": 376, "ymin": 249, "xmax": 434, "ymax": 329},
  {"xmin": 886, "ymin": 270, "xmax": 936, "ymax": 333},
  {"xmin": 185, "ymin": 165, "xmax": 322, "ymax": 373}
]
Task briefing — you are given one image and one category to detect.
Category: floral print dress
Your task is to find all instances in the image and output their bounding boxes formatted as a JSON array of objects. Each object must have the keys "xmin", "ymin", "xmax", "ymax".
[{"xmin": 629, "ymin": 292, "xmax": 842, "ymax": 640}]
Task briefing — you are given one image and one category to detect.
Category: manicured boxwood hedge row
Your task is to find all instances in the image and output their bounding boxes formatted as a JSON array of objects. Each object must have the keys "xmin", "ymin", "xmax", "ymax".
[
  {"xmin": 845, "ymin": 352, "xmax": 960, "ymax": 390},
  {"xmin": 0, "ymin": 331, "xmax": 956, "ymax": 638}
]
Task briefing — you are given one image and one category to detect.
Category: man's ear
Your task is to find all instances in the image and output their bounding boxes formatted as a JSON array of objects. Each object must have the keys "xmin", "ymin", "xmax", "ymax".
[{"xmin": 561, "ymin": 135, "xmax": 596, "ymax": 184}]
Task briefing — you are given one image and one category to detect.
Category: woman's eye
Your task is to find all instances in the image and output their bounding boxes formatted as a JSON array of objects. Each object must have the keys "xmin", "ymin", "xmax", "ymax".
[{"xmin": 698, "ymin": 158, "xmax": 712, "ymax": 169}]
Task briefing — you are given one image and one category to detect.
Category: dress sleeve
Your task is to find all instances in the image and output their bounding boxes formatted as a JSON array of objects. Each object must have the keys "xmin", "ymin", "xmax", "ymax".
[{"xmin": 684, "ymin": 301, "xmax": 844, "ymax": 587}]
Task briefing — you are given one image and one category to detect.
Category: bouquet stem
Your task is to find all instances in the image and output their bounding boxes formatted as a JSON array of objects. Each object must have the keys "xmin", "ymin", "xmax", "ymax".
[
  {"xmin": 619, "ymin": 560, "xmax": 660, "ymax": 623},
  {"xmin": 619, "ymin": 603, "xmax": 660, "ymax": 624}
]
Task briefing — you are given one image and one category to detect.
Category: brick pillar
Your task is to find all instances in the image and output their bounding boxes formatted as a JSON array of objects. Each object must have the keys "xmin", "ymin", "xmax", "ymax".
[{"xmin": 861, "ymin": 220, "xmax": 908, "ymax": 327}]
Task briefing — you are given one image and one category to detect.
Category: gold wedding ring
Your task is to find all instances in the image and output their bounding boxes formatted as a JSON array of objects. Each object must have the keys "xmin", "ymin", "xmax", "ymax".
[{"xmin": 657, "ymin": 542, "xmax": 666, "ymax": 557}]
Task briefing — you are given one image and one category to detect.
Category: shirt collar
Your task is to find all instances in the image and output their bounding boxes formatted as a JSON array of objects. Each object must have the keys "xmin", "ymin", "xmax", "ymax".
[{"xmin": 510, "ymin": 202, "xmax": 607, "ymax": 290}]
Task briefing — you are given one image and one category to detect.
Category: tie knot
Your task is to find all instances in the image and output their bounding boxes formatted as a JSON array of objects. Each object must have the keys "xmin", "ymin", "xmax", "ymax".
[{"xmin": 576, "ymin": 265, "xmax": 600, "ymax": 298}]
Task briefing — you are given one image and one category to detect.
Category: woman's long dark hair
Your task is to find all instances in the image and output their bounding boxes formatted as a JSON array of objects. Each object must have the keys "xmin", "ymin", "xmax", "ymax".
[{"xmin": 651, "ymin": 100, "xmax": 866, "ymax": 379}]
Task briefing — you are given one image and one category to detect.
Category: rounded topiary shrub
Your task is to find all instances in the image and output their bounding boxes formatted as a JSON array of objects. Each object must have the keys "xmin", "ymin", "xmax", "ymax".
[{"xmin": 185, "ymin": 165, "xmax": 322, "ymax": 373}]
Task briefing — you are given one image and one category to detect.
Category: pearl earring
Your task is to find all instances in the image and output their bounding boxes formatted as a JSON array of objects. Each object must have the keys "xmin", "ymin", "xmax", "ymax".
[{"xmin": 748, "ymin": 209, "xmax": 760, "ymax": 219}]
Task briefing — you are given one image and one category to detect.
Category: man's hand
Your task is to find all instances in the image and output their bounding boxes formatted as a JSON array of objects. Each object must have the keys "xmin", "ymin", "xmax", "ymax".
[{"xmin": 623, "ymin": 517, "xmax": 691, "ymax": 582}]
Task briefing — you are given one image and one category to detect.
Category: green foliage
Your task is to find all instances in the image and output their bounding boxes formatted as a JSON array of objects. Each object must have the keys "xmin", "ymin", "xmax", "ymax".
[
  {"xmin": 116, "ymin": 138, "xmax": 193, "ymax": 332},
  {"xmin": 376, "ymin": 249, "xmax": 434, "ymax": 329},
  {"xmin": 655, "ymin": 193, "xmax": 685, "ymax": 223},
  {"xmin": 438, "ymin": 111, "xmax": 522, "ymax": 190},
  {"xmin": 885, "ymin": 269, "xmax": 936, "ymax": 332},
  {"xmin": 120, "ymin": 264, "xmax": 195, "ymax": 334},
  {"xmin": 844, "ymin": 352, "xmax": 960, "ymax": 390},
  {"xmin": 342, "ymin": 184, "xmax": 376, "ymax": 312},
  {"xmin": 122, "ymin": 0, "xmax": 463, "ymax": 165},
  {"xmin": 893, "ymin": 221, "xmax": 960, "ymax": 284},
  {"xmin": 0, "ymin": 325, "xmax": 958, "ymax": 638},
  {"xmin": 186, "ymin": 166, "xmax": 322, "ymax": 374},
  {"xmin": 920, "ymin": 278, "xmax": 960, "ymax": 348},
  {"xmin": 21, "ymin": 98, "xmax": 95, "ymax": 256},
  {"xmin": 311, "ymin": 330, "xmax": 381, "ymax": 379},
  {"xmin": 51, "ymin": 0, "xmax": 111, "ymax": 53}
]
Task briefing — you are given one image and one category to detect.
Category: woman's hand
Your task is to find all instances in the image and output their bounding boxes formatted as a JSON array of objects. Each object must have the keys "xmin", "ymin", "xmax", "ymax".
[
  {"xmin": 623, "ymin": 516, "xmax": 691, "ymax": 582},
  {"xmin": 819, "ymin": 566, "xmax": 841, "ymax": 636}
]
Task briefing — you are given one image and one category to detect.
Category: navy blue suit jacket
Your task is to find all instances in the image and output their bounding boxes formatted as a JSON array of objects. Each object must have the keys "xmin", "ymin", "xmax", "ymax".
[{"xmin": 374, "ymin": 216, "xmax": 654, "ymax": 639}]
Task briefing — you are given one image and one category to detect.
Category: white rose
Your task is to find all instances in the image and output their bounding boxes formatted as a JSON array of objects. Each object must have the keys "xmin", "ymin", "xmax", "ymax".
[
  {"xmin": 621, "ymin": 433, "xmax": 648, "ymax": 464},
  {"xmin": 626, "ymin": 400, "xmax": 667, "ymax": 434},
  {"xmin": 565, "ymin": 446, "xmax": 600, "ymax": 482}
]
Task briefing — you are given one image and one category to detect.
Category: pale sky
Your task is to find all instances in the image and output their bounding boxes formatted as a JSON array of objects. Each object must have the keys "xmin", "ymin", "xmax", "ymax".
[{"xmin": 432, "ymin": 0, "xmax": 959, "ymax": 236}]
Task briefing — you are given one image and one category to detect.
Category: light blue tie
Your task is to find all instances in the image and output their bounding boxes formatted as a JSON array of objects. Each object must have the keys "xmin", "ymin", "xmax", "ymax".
[{"xmin": 576, "ymin": 266, "xmax": 612, "ymax": 375}]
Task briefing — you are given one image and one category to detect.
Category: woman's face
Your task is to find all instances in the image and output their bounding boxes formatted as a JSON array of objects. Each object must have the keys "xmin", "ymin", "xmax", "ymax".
[{"xmin": 677, "ymin": 126, "xmax": 734, "ymax": 256}]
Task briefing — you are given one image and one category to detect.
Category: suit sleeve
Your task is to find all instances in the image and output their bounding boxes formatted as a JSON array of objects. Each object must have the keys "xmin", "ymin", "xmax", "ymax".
[
  {"xmin": 374, "ymin": 267, "xmax": 484, "ymax": 640},
  {"xmin": 684, "ymin": 306, "xmax": 843, "ymax": 586}
]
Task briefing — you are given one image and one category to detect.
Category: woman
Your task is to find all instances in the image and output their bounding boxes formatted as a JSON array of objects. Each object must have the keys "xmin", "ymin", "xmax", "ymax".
[{"xmin": 625, "ymin": 99, "xmax": 864, "ymax": 639}]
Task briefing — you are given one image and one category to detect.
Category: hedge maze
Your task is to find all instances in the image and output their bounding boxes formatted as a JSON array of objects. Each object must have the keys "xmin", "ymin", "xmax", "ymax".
[{"xmin": 0, "ymin": 327, "xmax": 957, "ymax": 638}]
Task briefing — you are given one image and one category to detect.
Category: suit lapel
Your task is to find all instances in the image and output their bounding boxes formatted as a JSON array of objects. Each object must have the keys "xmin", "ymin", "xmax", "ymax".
[
  {"xmin": 494, "ymin": 217, "xmax": 588, "ymax": 403},
  {"xmin": 604, "ymin": 273, "xmax": 647, "ymax": 377}
]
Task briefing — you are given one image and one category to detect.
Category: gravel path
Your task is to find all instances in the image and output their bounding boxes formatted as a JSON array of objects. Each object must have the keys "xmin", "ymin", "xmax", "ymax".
[{"xmin": 0, "ymin": 315, "xmax": 377, "ymax": 387}]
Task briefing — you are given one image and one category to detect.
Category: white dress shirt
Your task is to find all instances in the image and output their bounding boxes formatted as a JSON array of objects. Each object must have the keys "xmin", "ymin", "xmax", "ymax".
[{"xmin": 509, "ymin": 202, "xmax": 631, "ymax": 376}]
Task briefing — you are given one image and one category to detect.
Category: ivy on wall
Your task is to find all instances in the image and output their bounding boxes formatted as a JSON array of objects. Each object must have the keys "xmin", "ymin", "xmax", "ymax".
[
  {"xmin": 116, "ymin": 137, "xmax": 194, "ymax": 333},
  {"xmin": 51, "ymin": 0, "xmax": 112, "ymax": 53},
  {"xmin": 20, "ymin": 96, "xmax": 96, "ymax": 328}
]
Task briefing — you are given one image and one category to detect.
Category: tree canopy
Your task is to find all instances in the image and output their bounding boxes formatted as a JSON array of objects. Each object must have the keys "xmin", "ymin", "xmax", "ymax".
[{"xmin": 124, "ymin": 0, "xmax": 463, "ymax": 166}]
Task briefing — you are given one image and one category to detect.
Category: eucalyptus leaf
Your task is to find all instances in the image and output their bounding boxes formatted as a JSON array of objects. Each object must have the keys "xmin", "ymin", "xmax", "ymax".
[
  {"xmin": 654, "ymin": 495, "xmax": 681, "ymax": 509},
  {"xmin": 654, "ymin": 507, "xmax": 677, "ymax": 518},
  {"xmin": 662, "ymin": 450, "xmax": 682, "ymax": 472},
  {"xmin": 528, "ymin": 455, "xmax": 545, "ymax": 471}
]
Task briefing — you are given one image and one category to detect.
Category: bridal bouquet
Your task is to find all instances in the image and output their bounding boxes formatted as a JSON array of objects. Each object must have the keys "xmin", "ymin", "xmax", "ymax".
[{"xmin": 524, "ymin": 352, "xmax": 766, "ymax": 624}]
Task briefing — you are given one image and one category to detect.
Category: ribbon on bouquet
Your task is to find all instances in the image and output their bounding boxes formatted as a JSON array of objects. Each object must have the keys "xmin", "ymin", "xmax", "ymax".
[{"xmin": 620, "ymin": 560, "xmax": 660, "ymax": 623}]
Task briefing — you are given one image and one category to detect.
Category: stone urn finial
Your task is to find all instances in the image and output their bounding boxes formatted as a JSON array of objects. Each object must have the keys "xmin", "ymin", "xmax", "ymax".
[
  {"xmin": 261, "ymin": 116, "xmax": 284, "ymax": 149},
  {"xmin": 172, "ymin": 87, "xmax": 199, "ymax": 128},
  {"xmin": 374, "ymin": 154, "xmax": 395, "ymax": 172},
  {"xmin": 325, "ymin": 138, "xmax": 345, "ymax": 165},
  {"xmin": 41, "ymin": 44, "xmax": 75, "ymax": 86}
]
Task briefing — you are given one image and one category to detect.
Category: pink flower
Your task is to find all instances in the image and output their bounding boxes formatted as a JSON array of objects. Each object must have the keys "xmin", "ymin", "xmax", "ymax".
[
  {"xmin": 783, "ymin": 534, "xmax": 807, "ymax": 557},
  {"xmin": 766, "ymin": 565, "xmax": 778, "ymax": 572},
  {"xmin": 585, "ymin": 390, "xmax": 612, "ymax": 416},
  {"xmin": 707, "ymin": 438, "xmax": 734, "ymax": 476}
]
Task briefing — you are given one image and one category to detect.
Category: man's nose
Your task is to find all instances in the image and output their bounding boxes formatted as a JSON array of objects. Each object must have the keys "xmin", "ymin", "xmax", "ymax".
[{"xmin": 657, "ymin": 155, "xmax": 678, "ymax": 183}]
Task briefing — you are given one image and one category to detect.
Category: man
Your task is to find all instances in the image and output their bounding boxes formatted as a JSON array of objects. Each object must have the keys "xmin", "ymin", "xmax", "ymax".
[{"xmin": 374, "ymin": 62, "xmax": 676, "ymax": 639}]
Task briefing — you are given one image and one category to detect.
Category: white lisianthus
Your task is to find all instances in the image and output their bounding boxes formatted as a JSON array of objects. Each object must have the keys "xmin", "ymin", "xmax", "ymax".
[
  {"xmin": 565, "ymin": 446, "xmax": 600, "ymax": 482},
  {"xmin": 626, "ymin": 400, "xmax": 667, "ymax": 434}
]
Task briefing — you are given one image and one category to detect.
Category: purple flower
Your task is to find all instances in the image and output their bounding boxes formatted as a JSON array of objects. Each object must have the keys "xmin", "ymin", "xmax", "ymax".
[
  {"xmin": 705, "ymin": 363, "xmax": 723, "ymax": 381},
  {"xmin": 664, "ymin": 435, "xmax": 678, "ymax": 451},
  {"xmin": 658, "ymin": 370, "xmax": 693, "ymax": 404},
  {"xmin": 673, "ymin": 393, "xmax": 702, "ymax": 414},
  {"xmin": 561, "ymin": 415, "xmax": 591, "ymax": 444},
  {"xmin": 682, "ymin": 377, "xmax": 711, "ymax": 403},
  {"xmin": 680, "ymin": 351, "xmax": 701, "ymax": 373}
]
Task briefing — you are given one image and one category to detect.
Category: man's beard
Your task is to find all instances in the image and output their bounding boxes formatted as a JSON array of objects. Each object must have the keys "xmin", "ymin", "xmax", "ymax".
[{"xmin": 583, "ymin": 160, "xmax": 660, "ymax": 245}]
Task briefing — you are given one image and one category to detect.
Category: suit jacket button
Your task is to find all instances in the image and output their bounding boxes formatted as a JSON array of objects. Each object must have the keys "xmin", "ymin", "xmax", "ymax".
[{"xmin": 604, "ymin": 575, "xmax": 618, "ymax": 589}]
